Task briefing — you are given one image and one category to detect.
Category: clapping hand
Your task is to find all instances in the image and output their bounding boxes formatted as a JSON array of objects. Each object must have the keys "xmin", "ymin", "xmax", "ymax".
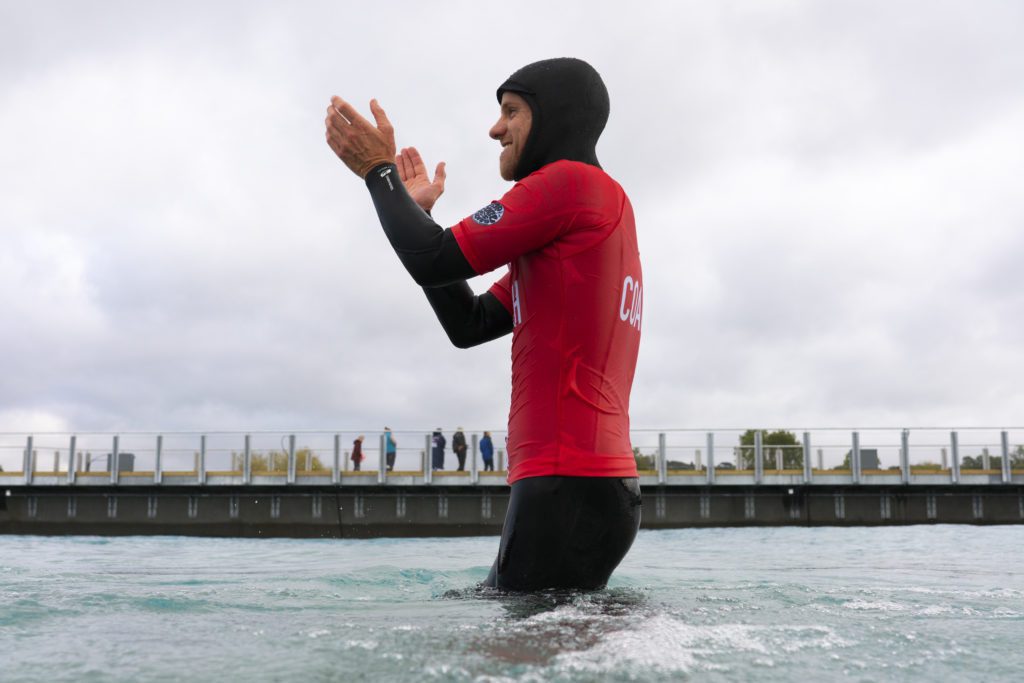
[
  {"xmin": 325, "ymin": 97, "xmax": 396, "ymax": 178},
  {"xmin": 395, "ymin": 147, "xmax": 446, "ymax": 213}
]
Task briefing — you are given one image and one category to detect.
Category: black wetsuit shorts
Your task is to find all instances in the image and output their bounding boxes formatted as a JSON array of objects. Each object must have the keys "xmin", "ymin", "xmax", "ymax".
[{"xmin": 483, "ymin": 476, "xmax": 642, "ymax": 591}]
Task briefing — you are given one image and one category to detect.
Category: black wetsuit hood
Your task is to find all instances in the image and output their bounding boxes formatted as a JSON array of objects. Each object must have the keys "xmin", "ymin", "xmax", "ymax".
[{"xmin": 497, "ymin": 57, "xmax": 609, "ymax": 181}]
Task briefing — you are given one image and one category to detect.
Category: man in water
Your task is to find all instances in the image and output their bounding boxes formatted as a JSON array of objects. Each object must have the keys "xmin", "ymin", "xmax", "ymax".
[{"xmin": 325, "ymin": 58, "xmax": 643, "ymax": 591}]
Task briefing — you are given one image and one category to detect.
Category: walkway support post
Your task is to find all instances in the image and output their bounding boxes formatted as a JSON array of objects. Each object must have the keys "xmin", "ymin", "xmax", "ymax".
[
  {"xmin": 951, "ymin": 431, "xmax": 960, "ymax": 484},
  {"xmin": 657, "ymin": 433, "xmax": 666, "ymax": 484},
  {"xmin": 754, "ymin": 430, "xmax": 763, "ymax": 484},
  {"xmin": 471, "ymin": 433, "xmax": 479, "ymax": 484},
  {"xmin": 424, "ymin": 434, "xmax": 432, "ymax": 484},
  {"xmin": 333, "ymin": 434, "xmax": 341, "ymax": 484},
  {"xmin": 900, "ymin": 429, "xmax": 910, "ymax": 484},
  {"xmin": 198, "ymin": 434, "xmax": 206, "ymax": 485},
  {"xmin": 851, "ymin": 431, "xmax": 861, "ymax": 484},
  {"xmin": 155, "ymin": 435, "xmax": 163, "ymax": 485},
  {"xmin": 110, "ymin": 435, "xmax": 120, "ymax": 485},
  {"xmin": 287, "ymin": 434, "xmax": 296, "ymax": 484},
  {"xmin": 802, "ymin": 432, "xmax": 812, "ymax": 483},
  {"xmin": 67, "ymin": 435, "xmax": 77, "ymax": 485},
  {"xmin": 242, "ymin": 434, "xmax": 250, "ymax": 484},
  {"xmin": 1001, "ymin": 431, "xmax": 1011, "ymax": 484},
  {"xmin": 23, "ymin": 436, "xmax": 33, "ymax": 485},
  {"xmin": 706, "ymin": 432, "xmax": 715, "ymax": 485}
]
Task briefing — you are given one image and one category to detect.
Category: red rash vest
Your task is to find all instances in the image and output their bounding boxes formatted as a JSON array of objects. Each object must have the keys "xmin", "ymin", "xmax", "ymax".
[{"xmin": 451, "ymin": 160, "xmax": 642, "ymax": 484}]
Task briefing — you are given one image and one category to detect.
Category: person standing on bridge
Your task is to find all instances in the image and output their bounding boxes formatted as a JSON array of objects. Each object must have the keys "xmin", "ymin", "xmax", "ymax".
[
  {"xmin": 384, "ymin": 427, "xmax": 397, "ymax": 472},
  {"xmin": 452, "ymin": 428, "xmax": 468, "ymax": 472},
  {"xmin": 351, "ymin": 435, "xmax": 365, "ymax": 471},
  {"xmin": 480, "ymin": 431, "xmax": 494, "ymax": 472},
  {"xmin": 325, "ymin": 57, "xmax": 643, "ymax": 591},
  {"xmin": 431, "ymin": 429, "xmax": 446, "ymax": 471}
]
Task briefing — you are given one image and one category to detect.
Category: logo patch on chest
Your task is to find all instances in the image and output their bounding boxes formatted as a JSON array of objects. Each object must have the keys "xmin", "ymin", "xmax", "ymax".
[{"xmin": 472, "ymin": 202, "xmax": 505, "ymax": 225}]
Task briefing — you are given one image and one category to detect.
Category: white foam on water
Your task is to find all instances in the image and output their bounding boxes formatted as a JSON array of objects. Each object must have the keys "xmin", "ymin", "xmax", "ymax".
[
  {"xmin": 888, "ymin": 586, "xmax": 1024, "ymax": 600},
  {"xmin": 918, "ymin": 604, "xmax": 955, "ymax": 616},
  {"xmin": 342, "ymin": 639, "xmax": 378, "ymax": 650},
  {"xmin": 520, "ymin": 602, "xmax": 597, "ymax": 625},
  {"xmin": 778, "ymin": 626, "xmax": 852, "ymax": 652},
  {"xmin": 551, "ymin": 614, "xmax": 773, "ymax": 676},
  {"xmin": 541, "ymin": 611, "xmax": 856, "ymax": 679},
  {"xmin": 392, "ymin": 623, "xmax": 419, "ymax": 631},
  {"xmin": 423, "ymin": 663, "xmax": 472, "ymax": 679},
  {"xmin": 842, "ymin": 599, "xmax": 907, "ymax": 612}
]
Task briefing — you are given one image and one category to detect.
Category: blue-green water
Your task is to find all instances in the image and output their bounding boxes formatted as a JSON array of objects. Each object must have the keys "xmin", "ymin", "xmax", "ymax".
[{"xmin": 2, "ymin": 526, "xmax": 1023, "ymax": 681}]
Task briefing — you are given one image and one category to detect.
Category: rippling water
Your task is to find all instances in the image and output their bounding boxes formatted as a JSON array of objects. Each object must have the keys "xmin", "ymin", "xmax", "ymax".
[{"xmin": 2, "ymin": 526, "xmax": 1023, "ymax": 681}]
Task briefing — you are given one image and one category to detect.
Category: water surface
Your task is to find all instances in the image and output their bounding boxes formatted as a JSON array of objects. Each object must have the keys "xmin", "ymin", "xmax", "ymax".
[{"xmin": 2, "ymin": 526, "xmax": 1023, "ymax": 681}]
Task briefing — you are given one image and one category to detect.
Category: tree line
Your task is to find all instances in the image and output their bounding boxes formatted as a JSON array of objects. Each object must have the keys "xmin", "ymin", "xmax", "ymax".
[
  {"xmin": 632, "ymin": 432, "xmax": 1024, "ymax": 470},
  {"xmin": 229, "ymin": 448, "xmax": 327, "ymax": 472}
]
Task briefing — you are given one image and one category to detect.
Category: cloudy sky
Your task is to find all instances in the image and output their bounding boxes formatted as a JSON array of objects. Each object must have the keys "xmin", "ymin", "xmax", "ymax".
[{"xmin": 2, "ymin": 0, "xmax": 1023, "ymax": 446}]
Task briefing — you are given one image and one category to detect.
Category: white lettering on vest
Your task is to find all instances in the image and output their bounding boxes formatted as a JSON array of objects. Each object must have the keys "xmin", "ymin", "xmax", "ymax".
[
  {"xmin": 618, "ymin": 275, "xmax": 642, "ymax": 331},
  {"xmin": 512, "ymin": 279, "xmax": 522, "ymax": 326}
]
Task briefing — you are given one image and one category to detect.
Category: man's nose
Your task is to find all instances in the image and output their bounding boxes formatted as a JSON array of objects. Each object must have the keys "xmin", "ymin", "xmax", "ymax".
[{"xmin": 489, "ymin": 119, "xmax": 505, "ymax": 140}]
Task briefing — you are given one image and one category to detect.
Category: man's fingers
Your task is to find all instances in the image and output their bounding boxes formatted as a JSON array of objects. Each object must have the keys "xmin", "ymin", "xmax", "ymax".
[
  {"xmin": 325, "ymin": 131, "xmax": 344, "ymax": 158},
  {"xmin": 395, "ymin": 151, "xmax": 406, "ymax": 180},
  {"xmin": 325, "ymin": 104, "xmax": 355, "ymax": 137},
  {"xmin": 369, "ymin": 98, "xmax": 396, "ymax": 153},
  {"xmin": 369, "ymin": 99, "xmax": 393, "ymax": 135},
  {"xmin": 327, "ymin": 104, "xmax": 351, "ymax": 126},
  {"xmin": 330, "ymin": 96, "xmax": 370, "ymax": 129},
  {"xmin": 324, "ymin": 118, "xmax": 342, "ymax": 148},
  {"xmin": 433, "ymin": 161, "xmax": 447, "ymax": 188},
  {"xmin": 397, "ymin": 148, "xmax": 412, "ymax": 181},
  {"xmin": 329, "ymin": 96, "xmax": 356, "ymax": 121},
  {"xmin": 407, "ymin": 146, "xmax": 428, "ymax": 175},
  {"xmin": 404, "ymin": 148, "xmax": 418, "ymax": 176},
  {"xmin": 324, "ymin": 96, "xmax": 396, "ymax": 177}
]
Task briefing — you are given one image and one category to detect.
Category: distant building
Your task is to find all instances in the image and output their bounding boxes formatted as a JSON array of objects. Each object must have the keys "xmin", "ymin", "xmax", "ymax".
[
  {"xmin": 861, "ymin": 449, "xmax": 880, "ymax": 470},
  {"xmin": 104, "ymin": 453, "xmax": 136, "ymax": 472}
]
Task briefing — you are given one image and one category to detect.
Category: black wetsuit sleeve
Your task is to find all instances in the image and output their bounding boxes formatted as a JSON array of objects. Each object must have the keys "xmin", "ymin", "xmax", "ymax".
[
  {"xmin": 422, "ymin": 284, "xmax": 514, "ymax": 349},
  {"xmin": 364, "ymin": 163, "xmax": 477, "ymax": 287},
  {"xmin": 363, "ymin": 162, "xmax": 513, "ymax": 347}
]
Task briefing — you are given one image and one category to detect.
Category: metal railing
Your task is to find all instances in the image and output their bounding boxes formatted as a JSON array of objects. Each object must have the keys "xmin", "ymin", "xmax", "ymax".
[{"xmin": 1, "ymin": 427, "xmax": 1022, "ymax": 487}]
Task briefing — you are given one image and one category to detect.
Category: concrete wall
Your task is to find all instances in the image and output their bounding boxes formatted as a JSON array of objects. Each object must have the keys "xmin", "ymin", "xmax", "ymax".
[{"xmin": 2, "ymin": 485, "xmax": 1022, "ymax": 538}]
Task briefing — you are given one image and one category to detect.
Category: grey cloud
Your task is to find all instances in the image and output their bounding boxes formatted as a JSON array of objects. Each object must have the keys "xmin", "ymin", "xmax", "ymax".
[{"xmin": 2, "ymin": 1, "xmax": 1023, "ymax": 470}]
